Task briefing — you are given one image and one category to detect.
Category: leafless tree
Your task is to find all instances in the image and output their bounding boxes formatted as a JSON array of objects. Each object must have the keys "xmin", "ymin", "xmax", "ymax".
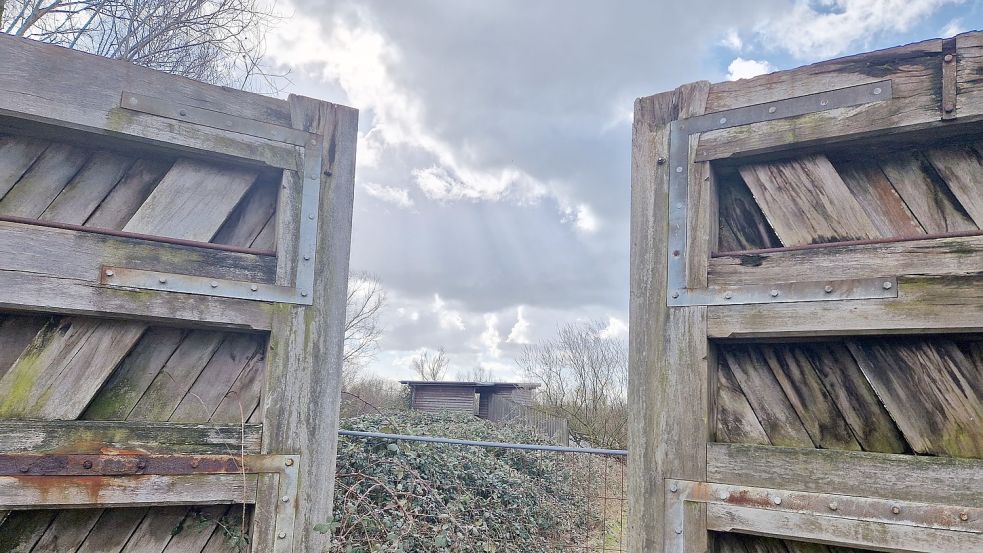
[
  {"xmin": 454, "ymin": 365, "xmax": 496, "ymax": 382},
  {"xmin": 412, "ymin": 347, "xmax": 449, "ymax": 382},
  {"xmin": 516, "ymin": 320, "xmax": 628, "ymax": 449},
  {"xmin": 343, "ymin": 272, "xmax": 386, "ymax": 388},
  {"xmin": 1, "ymin": 0, "xmax": 283, "ymax": 90},
  {"xmin": 340, "ymin": 374, "xmax": 409, "ymax": 419}
]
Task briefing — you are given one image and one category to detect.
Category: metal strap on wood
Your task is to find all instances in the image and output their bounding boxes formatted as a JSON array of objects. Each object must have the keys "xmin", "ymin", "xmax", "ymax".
[
  {"xmin": 665, "ymin": 479, "xmax": 980, "ymax": 553},
  {"xmin": 667, "ymin": 80, "xmax": 895, "ymax": 306}
]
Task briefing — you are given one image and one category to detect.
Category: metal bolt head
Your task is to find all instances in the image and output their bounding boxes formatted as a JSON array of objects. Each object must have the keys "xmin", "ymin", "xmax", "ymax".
[
  {"xmin": 824, "ymin": 285, "xmax": 833, "ymax": 293},
  {"xmin": 873, "ymin": 87, "xmax": 882, "ymax": 95},
  {"xmin": 944, "ymin": 103, "xmax": 955, "ymax": 113},
  {"xmin": 718, "ymin": 491, "xmax": 730, "ymax": 500},
  {"xmin": 250, "ymin": 284, "xmax": 259, "ymax": 291},
  {"xmin": 303, "ymin": 254, "xmax": 311, "ymax": 260},
  {"xmin": 719, "ymin": 117, "xmax": 727, "ymax": 125},
  {"xmin": 158, "ymin": 277, "xmax": 167, "ymax": 284},
  {"xmin": 656, "ymin": 157, "xmax": 666, "ymax": 165},
  {"xmin": 891, "ymin": 505, "xmax": 901, "ymax": 515},
  {"xmin": 285, "ymin": 458, "xmax": 294, "ymax": 466},
  {"xmin": 770, "ymin": 289, "xmax": 780, "ymax": 297},
  {"xmin": 210, "ymin": 281, "xmax": 219, "ymax": 288},
  {"xmin": 960, "ymin": 512, "xmax": 969, "ymax": 521},
  {"xmin": 671, "ymin": 291, "xmax": 680, "ymax": 299},
  {"xmin": 675, "ymin": 166, "xmax": 683, "ymax": 173},
  {"xmin": 105, "ymin": 269, "xmax": 115, "ymax": 277},
  {"xmin": 278, "ymin": 531, "xmax": 287, "ymax": 539},
  {"xmin": 674, "ymin": 527, "xmax": 682, "ymax": 535},
  {"xmin": 82, "ymin": 460, "xmax": 93, "ymax": 469},
  {"xmin": 820, "ymin": 98, "xmax": 828, "ymax": 106},
  {"xmin": 669, "ymin": 483, "xmax": 678, "ymax": 493},
  {"xmin": 282, "ymin": 495, "xmax": 290, "ymax": 503},
  {"xmin": 308, "ymin": 214, "xmax": 315, "ymax": 220},
  {"xmin": 19, "ymin": 465, "xmax": 29, "ymax": 473},
  {"xmin": 190, "ymin": 459, "xmax": 200, "ymax": 468},
  {"xmin": 178, "ymin": 109, "xmax": 188, "ymax": 116},
  {"xmin": 137, "ymin": 460, "xmax": 147, "ymax": 470},
  {"xmin": 882, "ymin": 281, "xmax": 893, "ymax": 290},
  {"xmin": 772, "ymin": 496, "xmax": 782, "ymax": 505},
  {"xmin": 828, "ymin": 501, "xmax": 838, "ymax": 511},
  {"xmin": 301, "ymin": 291, "xmax": 308, "ymax": 297},
  {"xmin": 767, "ymin": 106, "xmax": 777, "ymax": 114},
  {"xmin": 944, "ymin": 54, "xmax": 954, "ymax": 63},
  {"xmin": 723, "ymin": 291, "xmax": 733, "ymax": 300}
]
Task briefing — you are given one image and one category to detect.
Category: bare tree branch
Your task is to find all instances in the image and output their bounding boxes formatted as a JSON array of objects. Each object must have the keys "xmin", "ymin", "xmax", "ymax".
[{"xmin": 412, "ymin": 347, "xmax": 449, "ymax": 382}]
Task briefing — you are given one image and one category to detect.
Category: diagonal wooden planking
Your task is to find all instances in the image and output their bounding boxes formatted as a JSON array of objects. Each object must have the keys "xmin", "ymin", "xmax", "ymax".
[
  {"xmin": 848, "ymin": 338, "xmax": 983, "ymax": 458},
  {"xmin": 924, "ymin": 143, "xmax": 983, "ymax": 227},
  {"xmin": 834, "ymin": 160, "xmax": 925, "ymax": 237},
  {"xmin": 0, "ymin": 135, "xmax": 48, "ymax": 200},
  {"xmin": 878, "ymin": 152, "xmax": 978, "ymax": 233},
  {"xmin": 738, "ymin": 155, "xmax": 880, "ymax": 246},
  {"xmin": 0, "ymin": 142, "xmax": 89, "ymax": 217},
  {"xmin": 40, "ymin": 151, "xmax": 133, "ymax": 224},
  {"xmin": 715, "ymin": 361, "xmax": 770, "ymax": 446},
  {"xmin": 84, "ymin": 158, "xmax": 172, "ymax": 230}
]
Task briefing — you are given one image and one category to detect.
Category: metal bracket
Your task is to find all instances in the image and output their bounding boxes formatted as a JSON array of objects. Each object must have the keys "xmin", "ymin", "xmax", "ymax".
[
  {"xmin": 667, "ymin": 80, "xmax": 894, "ymax": 306},
  {"xmin": 942, "ymin": 38, "xmax": 957, "ymax": 120},
  {"xmin": 671, "ymin": 277, "xmax": 898, "ymax": 306},
  {"xmin": 1, "ymin": 453, "xmax": 299, "ymax": 552},
  {"xmin": 666, "ymin": 479, "xmax": 980, "ymax": 553},
  {"xmin": 100, "ymin": 132, "xmax": 323, "ymax": 306}
]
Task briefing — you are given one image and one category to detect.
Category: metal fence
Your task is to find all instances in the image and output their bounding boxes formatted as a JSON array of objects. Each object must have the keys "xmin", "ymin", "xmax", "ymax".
[{"xmin": 335, "ymin": 430, "xmax": 627, "ymax": 552}]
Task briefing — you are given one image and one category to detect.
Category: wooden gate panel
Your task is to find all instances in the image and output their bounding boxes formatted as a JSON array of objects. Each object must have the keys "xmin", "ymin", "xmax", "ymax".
[
  {"xmin": 631, "ymin": 31, "xmax": 983, "ymax": 553},
  {"xmin": 0, "ymin": 35, "xmax": 355, "ymax": 553}
]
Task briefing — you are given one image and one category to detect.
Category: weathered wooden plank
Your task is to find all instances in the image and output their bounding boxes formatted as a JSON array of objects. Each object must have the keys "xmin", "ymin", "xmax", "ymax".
[
  {"xmin": 878, "ymin": 152, "xmax": 978, "ymax": 233},
  {"xmin": 40, "ymin": 151, "xmax": 133, "ymax": 224},
  {"xmin": 628, "ymin": 83, "xmax": 711, "ymax": 553},
  {"xmin": 699, "ymin": 40, "xmax": 942, "ymax": 161},
  {"xmin": 0, "ymin": 511, "xmax": 54, "ymax": 552},
  {"xmin": 708, "ymin": 235, "xmax": 983, "ymax": 286},
  {"xmin": 717, "ymin": 177, "xmax": 781, "ymax": 252},
  {"xmin": 211, "ymin": 348, "xmax": 266, "ymax": 423},
  {"xmin": 0, "ymin": 315, "xmax": 49, "ymax": 382},
  {"xmin": 0, "ymin": 220, "xmax": 277, "ymax": 284},
  {"xmin": 122, "ymin": 159, "xmax": 257, "ymax": 240},
  {"xmin": 684, "ymin": 81, "xmax": 714, "ymax": 288},
  {"xmin": 0, "ymin": 142, "xmax": 89, "ymax": 217},
  {"xmin": 0, "ymin": 421, "xmax": 262, "ymax": 455},
  {"xmin": 804, "ymin": 343, "xmax": 907, "ymax": 454},
  {"xmin": 848, "ymin": 338, "xmax": 983, "ymax": 458},
  {"xmin": 0, "ymin": 270, "xmax": 273, "ymax": 330},
  {"xmin": 955, "ymin": 31, "xmax": 983, "ymax": 119},
  {"xmin": 760, "ymin": 345, "xmax": 860, "ymax": 451},
  {"xmin": 708, "ymin": 276, "xmax": 983, "ymax": 338},
  {"xmin": 30, "ymin": 509, "xmax": 102, "ymax": 552},
  {"xmin": 0, "ymin": 34, "xmax": 301, "ymax": 170},
  {"xmin": 834, "ymin": 160, "xmax": 924, "ymax": 237},
  {"xmin": 0, "ymin": 135, "xmax": 47, "ymax": 200},
  {"xmin": 707, "ymin": 504, "xmax": 979, "ymax": 553},
  {"xmin": 738, "ymin": 155, "xmax": 879, "ymax": 245},
  {"xmin": 127, "ymin": 331, "xmax": 226, "ymax": 422},
  {"xmin": 924, "ymin": 143, "xmax": 983, "ymax": 227},
  {"xmin": 169, "ymin": 333, "xmax": 264, "ymax": 423},
  {"xmin": 0, "ymin": 474, "xmax": 258, "ymax": 509},
  {"xmin": 715, "ymin": 361, "xmax": 770, "ymax": 445},
  {"xmin": 212, "ymin": 177, "xmax": 279, "ymax": 248},
  {"xmin": 0, "ymin": 318, "xmax": 145, "ymax": 419},
  {"xmin": 159, "ymin": 505, "xmax": 231, "ymax": 553},
  {"xmin": 119, "ymin": 506, "xmax": 189, "ymax": 552},
  {"xmin": 254, "ymin": 96, "xmax": 358, "ymax": 553},
  {"xmin": 84, "ymin": 158, "xmax": 171, "ymax": 230},
  {"xmin": 74, "ymin": 509, "xmax": 146, "ymax": 553},
  {"xmin": 708, "ymin": 443, "xmax": 983, "ymax": 507},
  {"xmin": 722, "ymin": 347, "xmax": 814, "ymax": 448}
]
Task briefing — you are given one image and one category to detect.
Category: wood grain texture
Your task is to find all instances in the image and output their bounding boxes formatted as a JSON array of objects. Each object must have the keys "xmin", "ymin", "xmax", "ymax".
[
  {"xmin": 0, "ymin": 142, "xmax": 89, "ymax": 217},
  {"xmin": 715, "ymin": 361, "xmax": 770, "ymax": 445},
  {"xmin": 40, "ymin": 151, "xmax": 132, "ymax": 224},
  {"xmin": 708, "ymin": 235, "xmax": 983, "ymax": 287},
  {"xmin": 84, "ymin": 158, "xmax": 171, "ymax": 230},
  {"xmin": 738, "ymin": 155, "xmax": 879, "ymax": 245},
  {"xmin": 955, "ymin": 31, "xmax": 983, "ymax": 119},
  {"xmin": 878, "ymin": 152, "xmax": 978, "ymax": 233},
  {"xmin": 848, "ymin": 338, "xmax": 983, "ymax": 458},
  {"xmin": 708, "ymin": 443, "xmax": 983, "ymax": 507},
  {"xmin": 834, "ymin": 160, "xmax": 924, "ymax": 237},
  {"xmin": 0, "ymin": 34, "xmax": 300, "ymax": 169},
  {"xmin": 628, "ymin": 82, "xmax": 711, "ymax": 553},
  {"xmin": 716, "ymin": 176, "xmax": 781, "ymax": 252},
  {"xmin": 708, "ymin": 276, "xmax": 982, "ymax": 338},
  {"xmin": 924, "ymin": 143, "xmax": 983, "ymax": 227},
  {"xmin": 699, "ymin": 39, "xmax": 942, "ymax": 161},
  {"xmin": 0, "ymin": 135, "xmax": 48, "ymax": 200}
]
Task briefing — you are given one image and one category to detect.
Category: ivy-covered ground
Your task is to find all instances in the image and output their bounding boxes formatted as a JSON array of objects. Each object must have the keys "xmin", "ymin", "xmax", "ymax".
[{"xmin": 328, "ymin": 412, "xmax": 618, "ymax": 552}]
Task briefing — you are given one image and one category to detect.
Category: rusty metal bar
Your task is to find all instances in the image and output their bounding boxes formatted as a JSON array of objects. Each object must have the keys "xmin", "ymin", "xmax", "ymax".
[
  {"xmin": 0, "ymin": 215, "xmax": 276, "ymax": 256},
  {"xmin": 942, "ymin": 37, "xmax": 958, "ymax": 120}
]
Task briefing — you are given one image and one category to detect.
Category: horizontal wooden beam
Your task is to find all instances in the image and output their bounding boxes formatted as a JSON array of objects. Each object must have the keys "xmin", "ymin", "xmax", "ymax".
[
  {"xmin": 707, "ymin": 443, "xmax": 983, "ymax": 507},
  {"xmin": 0, "ymin": 270, "xmax": 274, "ymax": 331},
  {"xmin": 0, "ymin": 220, "xmax": 276, "ymax": 285},
  {"xmin": 708, "ymin": 276, "xmax": 981, "ymax": 338},
  {"xmin": 708, "ymin": 503, "xmax": 979, "ymax": 553},
  {"xmin": 0, "ymin": 473, "xmax": 258, "ymax": 509},
  {"xmin": 0, "ymin": 34, "xmax": 301, "ymax": 170},
  {"xmin": 709, "ymin": 235, "xmax": 983, "ymax": 287},
  {"xmin": 0, "ymin": 421, "xmax": 263, "ymax": 455}
]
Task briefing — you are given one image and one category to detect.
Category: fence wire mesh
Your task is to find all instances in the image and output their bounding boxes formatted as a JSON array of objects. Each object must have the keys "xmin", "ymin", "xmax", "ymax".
[{"xmin": 334, "ymin": 430, "xmax": 627, "ymax": 552}]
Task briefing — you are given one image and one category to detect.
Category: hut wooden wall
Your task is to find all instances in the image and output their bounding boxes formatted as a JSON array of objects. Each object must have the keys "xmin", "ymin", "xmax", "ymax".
[
  {"xmin": 630, "ymin": 31, "xmax": 983, "ymax": 553},
  {"xmin": 410, "ymin": 385, "xmax": 478, "ymax": 414},
  {"xmin": 0, "ymin": 131, "xmax": 273, "ymax": 551}
]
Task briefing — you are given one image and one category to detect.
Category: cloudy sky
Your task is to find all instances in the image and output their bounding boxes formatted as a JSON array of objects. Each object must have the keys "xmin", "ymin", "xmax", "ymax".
[{"xmin": 262, "ymin": 0, "xmax": 980, "ymax": 381}]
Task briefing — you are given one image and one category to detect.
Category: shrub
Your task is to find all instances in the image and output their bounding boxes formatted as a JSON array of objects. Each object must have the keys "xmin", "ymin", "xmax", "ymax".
[{"xmin": 328, "ymin": 412, "xmax": 596, "ymax": 552}]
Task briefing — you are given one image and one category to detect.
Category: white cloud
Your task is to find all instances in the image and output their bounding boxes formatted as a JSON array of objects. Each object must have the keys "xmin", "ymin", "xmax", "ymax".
[
  {"xmin": 941, "ymin": 18, "xmax": 965, "ymax": 37},
  {"xmin": 561, "ymin": 202, "xmax": 600, "ymax": 234},
  {"xmin": 726, "ymin": 57, "xmax": 776, "ymax": 80},
  {"xmin": 396, "ymin": 307, "xmax": 420, "ymax": 322},
  {"xmin": 721, "ymin": 29, "xmax": 743, "ymax": 51},
  {"xmin": 757, "ymin": 0, "xmax": 964, "ymax": 60},
  {"xmin": 431, "ymin": 294, "xmax": 465, "ymax": 331},
  {"xmin": 506, "ymin": 306, "xmax": 532, "ymax": 344},
  {"xmin": 479, "ymin": 314, "xmax": 503, "ymax": 358},
  {"xmin": 363, "ymin": 182, "xmax": 414, "ymax": 208},
  {"xmin": 598, "ymin": 316, "xmax": 629, "ymax": 340}
]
